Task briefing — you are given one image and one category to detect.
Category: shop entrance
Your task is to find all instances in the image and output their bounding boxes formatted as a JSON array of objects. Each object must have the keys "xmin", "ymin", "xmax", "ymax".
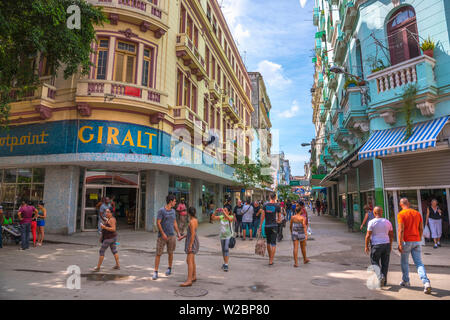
[{"xmin": 81, "ymin": 170, "xmax": 141, "ymax": 231}]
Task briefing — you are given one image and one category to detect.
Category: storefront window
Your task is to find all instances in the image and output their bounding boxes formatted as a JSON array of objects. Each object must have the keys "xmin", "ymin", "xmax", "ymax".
[
  {"xmin": 0, "ymin": 168, "xmax": 45, "ymax": 219},
  {"xmin": 169, "ymin": 176, "xmax": 191, "ymax": 205},
  {"xmin": 398, "ymin": 190, "xmax": 419, "ymax": 211},
  {"xmin": 386, "ymin": 191, "xmax": 397, "ymax": 238}
]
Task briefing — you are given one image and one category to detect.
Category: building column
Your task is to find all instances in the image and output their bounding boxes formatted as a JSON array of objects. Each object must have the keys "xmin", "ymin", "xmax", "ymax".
[
  {"xmin": 216, "ymin": 184, "xmax": 224, "ymax": 209},
  {"xmin": 43, "ymin": 166, "xmax": 80, "ymax": 235},
  {"xmin": 106, "ymin": 36, "xmax": 116, "ymax": 81},
  {"xmin": 191, "ymin": 179, "xmax": 203, "ymax": 222},
  {"xmin": 373, "ymin": 158, "xmax": 385, "ymax": 212},
  {"xmin": 136, "ymin": 42, "xmax": 144, "ymax": 86},
  {"xmin": 146, "ymin": 170, "xmax": 169, "ymax": 232}
]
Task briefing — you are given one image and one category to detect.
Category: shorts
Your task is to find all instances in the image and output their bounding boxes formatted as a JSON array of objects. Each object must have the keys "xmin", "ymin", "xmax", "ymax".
[
  {"xmin": 242, "ymin": 222, "xmax": 252, "ymax": 231},
  {"xmin": 265, "ymin": 226, "xmax": 278, "ymax": 246},
  {"xmin": 37, "ymin": 220, "xmax": 45, "ymax": 227},
  {"xmin": 156, "ymin": 235, "xmax": 176, "ymax": 256}
]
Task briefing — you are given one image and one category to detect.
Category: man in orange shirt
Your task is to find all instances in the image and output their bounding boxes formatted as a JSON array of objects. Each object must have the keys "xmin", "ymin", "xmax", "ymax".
[{"xmin": 397, "ymin": 198, "xmax": 431, "ymax": 294}]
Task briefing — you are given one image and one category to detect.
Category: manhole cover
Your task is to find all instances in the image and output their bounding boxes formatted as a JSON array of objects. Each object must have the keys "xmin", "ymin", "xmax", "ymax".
[
  {"xmin": 175, "ymin": 287, "xmax": 208, "ymax": 297},
  {"xmin": 311, "ymin": 278, "xmax": 340, "ymax": 287},
  {"xmin": 82, "ymin": 273, "xmax": 130, "ymax": 281}
]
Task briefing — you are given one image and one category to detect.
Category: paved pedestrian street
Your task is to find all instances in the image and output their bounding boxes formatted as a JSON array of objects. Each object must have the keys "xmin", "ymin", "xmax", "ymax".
[{"xmin": 1, "ymin": 209, "xmax": 449, "ymax": 300}]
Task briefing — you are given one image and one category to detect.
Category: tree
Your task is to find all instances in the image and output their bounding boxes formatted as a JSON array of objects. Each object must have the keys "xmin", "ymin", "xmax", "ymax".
[
  {"xmin": 276, "ymin": 184, "xmax": 298, "ymax": 202},
  {"xmin": 0, "ymin": 0, "xmax": 106, "ymax": 127},
  {"xmin": 231, "ymin": 151, "xmax": 273, "ymax": 190}
]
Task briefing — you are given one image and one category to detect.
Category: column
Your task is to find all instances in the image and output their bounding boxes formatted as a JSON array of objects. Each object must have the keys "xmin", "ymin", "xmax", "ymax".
[
  {"xmin": 106, "ymin": 36, "xmax": 116, "ymax": 81},
  {"xmin": 136, "ymin": 42, "xmax": 144, "ymax": 86},
  {"xmin": 373, "ymin": 158, "xmax": 385, "ymax": 211},
  {"xmin": 191, "ymin": 179, "xmax": 203, "ymax": 222},
  {"xmin": 215, "ymin": 184, "xmax": 224, "ymax": 209},
  {"xmin": 145, "ymin": 170, "xmax": 169, "ymax": 232},
  {"xmin": 43, "ymin": 166, "xmax": 80, "ymax": 235}
]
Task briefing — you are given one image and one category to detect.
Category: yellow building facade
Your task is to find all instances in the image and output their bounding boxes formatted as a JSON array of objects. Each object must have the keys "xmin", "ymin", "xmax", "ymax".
[{"xmin": 0, "ymin": 0, "xmax": 254, "ymax": 234}]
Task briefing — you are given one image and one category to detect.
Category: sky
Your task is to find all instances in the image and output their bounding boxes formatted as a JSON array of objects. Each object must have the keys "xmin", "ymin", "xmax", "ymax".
[{"xmin": 220, "ymin": 0, "xmax": 316, "ymax": 176}]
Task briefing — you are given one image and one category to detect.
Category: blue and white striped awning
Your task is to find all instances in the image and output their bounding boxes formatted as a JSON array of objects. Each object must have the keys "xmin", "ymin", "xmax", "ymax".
[{"xmin": 358, "ymin": 116, "xmax": 449, "ymax": 160}]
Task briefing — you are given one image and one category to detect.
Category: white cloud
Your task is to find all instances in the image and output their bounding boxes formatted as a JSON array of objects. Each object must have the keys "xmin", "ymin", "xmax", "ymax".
[
  {"xmin": 233, "ymin": 23, "xmax": 251, "ymax": 45},
  {"xmin": 299, "ymin": 0, "xmax": 308, "ymax": 8},
  {"xmin": 257, "ymin": 60, "xmax": 292, "ymax": 89},
  {"xmin": 278, "ymin": 100, "xmax": 300, "ymax": 119}
]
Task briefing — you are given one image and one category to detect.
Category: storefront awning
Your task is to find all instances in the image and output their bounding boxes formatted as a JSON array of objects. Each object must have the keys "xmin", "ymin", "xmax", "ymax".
[{"xmin": 358, "ymin": 116, "xmax": 449, "ymax": 160}]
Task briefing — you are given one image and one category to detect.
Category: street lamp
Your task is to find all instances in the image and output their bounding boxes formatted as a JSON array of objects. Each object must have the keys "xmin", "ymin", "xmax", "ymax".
[{"xmin": 329, "ymin": 66, "xmax": 364, "ymax": 81}]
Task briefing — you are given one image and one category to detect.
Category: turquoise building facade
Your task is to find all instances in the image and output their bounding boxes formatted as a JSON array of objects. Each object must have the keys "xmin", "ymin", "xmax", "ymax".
[{"xmin": 311, "ymin": 0, "xmax": 450, "ymax": 234}]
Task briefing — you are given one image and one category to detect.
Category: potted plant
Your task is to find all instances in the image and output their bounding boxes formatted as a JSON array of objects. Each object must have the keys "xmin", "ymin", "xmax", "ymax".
[
  {"xmin": 421, "ymin": 36, "xmax": 436, "ymax": 58},
  {"xmin": 344, "ymin": 78, "xmax": 359, "ymax": 89}
]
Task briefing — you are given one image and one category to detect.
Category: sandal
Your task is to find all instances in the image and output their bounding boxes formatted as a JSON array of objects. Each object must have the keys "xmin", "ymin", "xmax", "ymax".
[
  {"xmin": 113, "ymin": 265, "xmax": 120, "ymax": 270},
  {"xmin": 303, "ymin": 259, "xmax": 310, "ymax": 264},
  {"xmin": 294, "ymin": 265, "xmax": 299, "ymax": 268},
  {"xmin": 180, "ymin": 282, "xmax": 193, "ymax": 287},
  {"xmin": 93, "ymin": 267, "xmax": 100, "ymax": 272}
]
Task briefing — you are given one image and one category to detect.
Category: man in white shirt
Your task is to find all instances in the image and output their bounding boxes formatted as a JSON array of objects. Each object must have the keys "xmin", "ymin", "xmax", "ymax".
[{"xmin": 365, "ymin": 206, "xmax": 393, "ymax": 287}]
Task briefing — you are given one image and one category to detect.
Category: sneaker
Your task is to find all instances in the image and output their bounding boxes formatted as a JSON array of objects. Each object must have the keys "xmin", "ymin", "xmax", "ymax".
[
  {"xmin": 424, "ymin": 282, "xmax": 432, "ymax": 294},
  {"xmin": 399, "ymin": 281, "xmax": 410, "ymax": 287},
  {"xmin": 152, "ymin": 271, "xmax": 158, "ymax": 280},
  {"xmin": 379, "ymin": 276, "xmax": 386, "ymax": 288},
  {"xmin": 434, "ymin": 244, "xmax": 438, "ymax": 249},
  {"xmin": 223, "ymin": 264, "xmax": 229, "ymax": 272},
  {"xmin": 165, "ymin": 268, "xmax": 172, "ymax": 276}
]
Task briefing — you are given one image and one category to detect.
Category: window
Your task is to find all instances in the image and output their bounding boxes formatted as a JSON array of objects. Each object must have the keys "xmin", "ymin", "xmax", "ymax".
[
  {"xmin": 114, "ymin": 41, "xmax": 136, "ymax": 83},
  {"xmin": 194, "ymin": 26, "xmax": 199, "ymax": 48},
  {"xmin": 387, "ymin": 6, "xmax": 420, "ymax": 65},
  {"xmin": 184, "ymin": 77, "xmax": 190, "ymax": 107},
  {"xmin": 192, "ymin": 85, "xmax": 197, "ymax": 113},
  {"xmin": 142, "ymin": 48, "xmax": 153, "ymax": 87},
  {"xmin": 205, "ymin": 47, "xmax": 210, "ymax": 77},
  {"xmin": 355, "ymin": 40, "xmax": 364, "ymax": 78},
  {"xmin": 207, "ymin": 4, "xmax": 212, "ymax": 22},
  {"xmin": 187, "ymin": 16, "xmax": 193, "ymax": 40},
  {"xmin": 218, "ymin": 28, "xmax": 222, "ymax": 46},
  {"xmin": 96, "ymin": 39, "xmax": 109, "ymax": 80},
  {"xmin": 40, "ymin": 56, "xmax": 53, "ymax": 77},
  {"xmin": 180, "ymin": 6, "xmax": 186, "ymax": 33},
  {"xmin": 212, "ymin": 56, "xmax": 216, "ymax": 80},
  {"xmin": 204, "ymin": 98, "xmax": 209, "ymax": 123},
  {"xmin": 176, "ymin": 70, "xmax": 183, "ymax": 105}
]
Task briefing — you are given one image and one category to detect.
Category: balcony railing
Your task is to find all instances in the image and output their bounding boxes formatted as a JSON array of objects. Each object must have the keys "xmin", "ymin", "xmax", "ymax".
[
  {"xmin": 92, "ymin": 0, "xmax": 167, "ymax": 25},
  {"xmin": 176, "ymin": 34, "xmax": 207, "ymax": 80},
  {"xmin": 77, "ymin": 79, "xmax": 166, "ymax": 106},
  {"xmin": 313, "ymin": 7, "xmax": 319, "ymax": 26},
  {"xmin": 367, "ymin": 55, "xmax": 436, "ymax": 94},
  {"xmin": 222, "ymin": 95, "xmax": 239, "ymax": 122},
  {"xmin": 173, "ymin": 105, "xmax": 206, "ymax": 132},
  {"xmin": 208, "ymin": 80, "xmax": 221, "ymax": 101},
  {"xmin": 9, "ymin": 78, "xmax": 57, "ymax": 104}
]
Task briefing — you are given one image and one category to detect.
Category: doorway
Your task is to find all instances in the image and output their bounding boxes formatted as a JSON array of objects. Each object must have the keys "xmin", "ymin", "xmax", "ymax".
[
  {"xmin": 105, "ymin": 187, "xmax": 138, "ymax": 230},
  {"xmin": 81, "ymin": 170, "xmax": 141, "ymax": 231}
]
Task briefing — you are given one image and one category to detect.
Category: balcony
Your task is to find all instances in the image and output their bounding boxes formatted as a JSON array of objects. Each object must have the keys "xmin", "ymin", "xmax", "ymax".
[
  {"xmin": 176, "ymin": 34, "xmax": 207, "ymax": 81},
  {"xmin": 222, "ymin": 95, "xmax": 240, "ymax": 122},
  {"xmin": 76, "ymin": 79, "xmax": 167, "ymax": 114},
  {"xmin": 334, "ymin": 26, "xmax": 346, "ymax": 64},
  {"xmin": 367, "ymin": 55, "xmax": 437, "ymax": 120},
  {"xmin": 315, "ymin": 38, "xmax": 322, "ymax": 55},
  {"xmin": 173, "ymin": 105, "xmax": 206, "ymax": 132},
  {"xmin": 342, "ymin": 87, "xmax": 369, "ymax": 132},
  {"xmin": 313, "ymin": 7, "xmax": 319, "ymax": 26},
  {"xmin": 89, "ymin": 0, "xmax": 168, "ymax": 34},
  {"xmin": 208, "ymin": 80, "xmax": 221, "ymax": 102},
  {"xmin": 341, "ymin": 0, "xmax": 357, "ymax": 32}
]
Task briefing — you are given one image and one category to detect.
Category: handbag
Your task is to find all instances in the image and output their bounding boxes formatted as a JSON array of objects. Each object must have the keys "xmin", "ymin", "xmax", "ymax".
[
  {"xmin": 423, "ymin": 223, "xmax": 431, "ymax": 239},
  {"xmin": 228, "ymin": 220, "xmax": 236, "ymax": 249},
  {"xmin": 255, "ymin": 232, "xmax": 266, "ymax": 257}
]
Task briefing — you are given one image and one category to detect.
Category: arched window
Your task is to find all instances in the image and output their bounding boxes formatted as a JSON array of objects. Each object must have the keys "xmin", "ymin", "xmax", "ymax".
[
  {"xmin": 355, "ymin": 40, "xmax": 364, "ymax": 78},
  {"xmin": 387, "ymin": 6, "xmax": 420, "ymax": 65}
]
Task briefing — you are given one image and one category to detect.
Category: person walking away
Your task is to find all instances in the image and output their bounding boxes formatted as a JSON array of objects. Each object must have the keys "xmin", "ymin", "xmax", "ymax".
[
  {"xmin": 176, "ymin": 198, "xmax": 188, "ymax": 236},
  {"xmin": 360, "ymin": 205, "xmax": 375, "ymax": 232},
  {"xmin": 286, "ymin": 200, "xmax": 292, "ymax": 222},
  {"xmin": 252, "ymin": 201, "xmax": 262, "ymax": 238},
  {"xmin": 258, "ymin": 193, "xmax": 281, "ymax": 266},
  {"xmin": 241, "ymin": 199, "xmax": 254, "ymax": 240},
  {"xmin": 277, "ymin": 205, "xmax": 286, "ymax": 242},
  {"xmin": 426, "ymin": 199, "xmax": 443, "ymax": 249},
  {"xmin": 179, "ymin": 207, "xmax": 199, "ymax": 287},
  {"xmin": 364, "ymin": 206, "xmax": 393, "ymax": 287},
  {"xmin": 211, "ymin": 207, "xmax": 234, "ymax": 272},
  {"xmin": 17, "ymin": 201, "xmax": 38, "ymax": 250},
  {"xmin": 233, "ymin": 200, "xmax": 243, "ymax": 238},
  {"xmin": 290, "ymin": 206, "xmax": 309, "ymax": 267},
  {"xmin": 315, "ymin": 199, "xmax": 321, "ymax": 216},
  {"xmin": 94, "ymin": 209, "xmax": 120, "ymax": 271},
  {"xmin": 36, "ymin": 202, "xmax": 47, "ymax": 246},
  {"xmin": 152, "ymin": 195, "xmax": 181, "ymax": 280},
  {"xmin": 98, "ymin": 198, "xmax": 113, "ymax": 235},
  {"xmin": 397, "ymin": 198, "xmax": 432, "ymax": 294}
]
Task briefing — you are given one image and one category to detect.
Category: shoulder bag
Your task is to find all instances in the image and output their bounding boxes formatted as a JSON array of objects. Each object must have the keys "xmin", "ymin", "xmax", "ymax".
[{"xmin": 228, "ymin": 219, "xmax": 236, "ymax": 249}]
